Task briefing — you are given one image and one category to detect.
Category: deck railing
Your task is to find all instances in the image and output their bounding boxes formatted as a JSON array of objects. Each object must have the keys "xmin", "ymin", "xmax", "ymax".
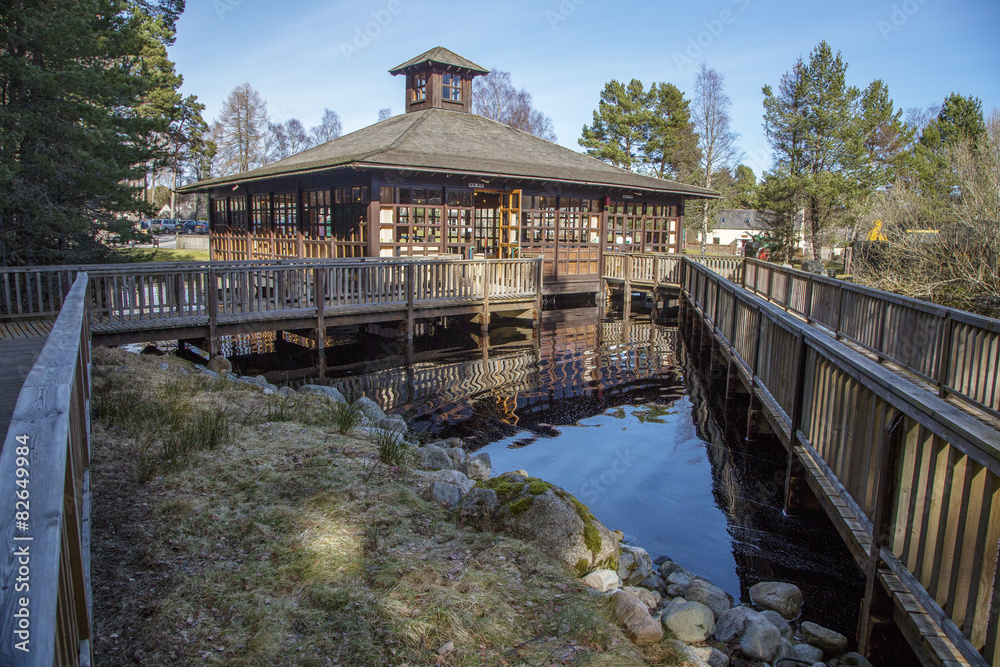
[
  {"xmin": 742, "ymin": 258, "xmax": 1000, "ymax": 420},
  {"xmin": 0, "ymin": 274, "xmax": 92, "ymax": 666},
  {"xmin": 602, "ymin": 253, "xmax": 743, "ymax": 286},
  {"xmin": 684, "ymin": 258, "xmax": 1000, "ymax": 666},
  {"xmin": 1, "ymin": 257, "xmax": 541, "ymax": 332}
]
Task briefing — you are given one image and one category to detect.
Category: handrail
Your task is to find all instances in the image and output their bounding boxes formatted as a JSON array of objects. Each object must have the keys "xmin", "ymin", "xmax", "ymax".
[
  {"xmin": 0, "ymin": 273, "xmax": 92, "ymax": 666},
  {"xmin": 682, "ymin": 257, "xmax": 1000, "ymax": 665},
  {"xmin": 742, "ymin": 258, "xmax": 1000, "ymax": 419}
]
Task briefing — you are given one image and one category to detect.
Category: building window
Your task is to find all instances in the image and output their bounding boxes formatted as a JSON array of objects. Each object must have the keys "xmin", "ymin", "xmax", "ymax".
[
  {"xmin": 303, "ymin": 189, "xmax": 332, "ymax": 238},
  {"xmin": 413, "ymin": 73, "xmax": 427, "ymax": 102},
  {"xmin": 211, "ymin": 198, "xmax": 228, "ymax": 232},
  {"xmin": 251, "ymin": 194, "xmax": 271, "ymax": 233},
  {"xmin": 229, "ymin": 196, "xmax": 247, "ymax": 232},
  {"xmin": 272, "ymin": 192, "xmax": 297, "ymax": 235},
  {"xmin": 442, "ymin": 73, "xmax": 462, "ymax": 102},
  {"xmin": 332, "ymin": 186, "xmax": 369, "ymax": 256}
]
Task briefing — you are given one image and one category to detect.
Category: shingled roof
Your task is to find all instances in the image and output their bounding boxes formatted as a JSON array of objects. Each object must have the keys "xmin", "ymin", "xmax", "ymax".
[
  {"xmin": 389, "ymin": 46, "xmax": 489, "ymax": 75},
  {"xmin": 180, "ymin": 108, "xmax": 721, "ymax": 199}
]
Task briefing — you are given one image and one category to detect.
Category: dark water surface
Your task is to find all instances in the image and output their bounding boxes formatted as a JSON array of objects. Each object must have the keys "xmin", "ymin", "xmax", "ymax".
[{"xmin": 184, "ymin": 310, "xmax": 866, "ymax": 639}]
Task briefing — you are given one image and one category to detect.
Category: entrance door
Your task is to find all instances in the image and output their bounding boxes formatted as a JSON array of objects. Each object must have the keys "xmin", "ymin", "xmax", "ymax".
[{"xmin": 473, "ymin": 190, "xmax": 521, "ymax": 258}]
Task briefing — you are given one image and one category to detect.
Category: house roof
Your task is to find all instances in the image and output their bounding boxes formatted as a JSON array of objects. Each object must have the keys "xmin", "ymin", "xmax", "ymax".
[
  {"xmin": 179, "ymin": 108, "xmax": 722, "ymax": 199},
  {"xmin": 714, "ymin": 209, "xmax": 767, "ymax": 231},
  {"xmin": 389, "ymin": 47, "xmax": 490, "ymax": 75}
]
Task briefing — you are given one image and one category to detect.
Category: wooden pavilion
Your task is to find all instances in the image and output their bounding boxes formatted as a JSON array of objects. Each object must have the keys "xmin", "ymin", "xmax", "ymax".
[{"xmin": 179, "ymin": 47, "xmax": 720, "ymax": 295}]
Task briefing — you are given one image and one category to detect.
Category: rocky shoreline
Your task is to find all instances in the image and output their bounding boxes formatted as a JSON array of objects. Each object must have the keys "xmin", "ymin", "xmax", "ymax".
[{"xmin": 195, "ymin": 360, "xmax": 873, "ymax": 667}]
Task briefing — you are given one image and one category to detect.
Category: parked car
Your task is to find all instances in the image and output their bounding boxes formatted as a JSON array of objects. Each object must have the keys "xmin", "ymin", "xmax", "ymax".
[
  {"xmin": 180, "ymin": 220, "xmax": 208, "ymax": 235},
  {"xmin": 157, "ymin": 219, "xmax": 177, "ymax": 233}
]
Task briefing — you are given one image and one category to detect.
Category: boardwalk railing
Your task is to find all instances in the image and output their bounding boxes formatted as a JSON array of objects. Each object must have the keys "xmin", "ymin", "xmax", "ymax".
[
  {"xmin": 0, "ymin": 274, "xmax": 92, "ymax": 666},
  {"xmin": 602, "ymin": 253, "xmax": 742, "ymax": 286},
  {"xmin": 742, "ymin": 258, "xmax": 1000, "ymax": 420},
  {"xmin": 683, "ymin": 258, "xmax": 1000, "ymax": 667},
  {"xmin": 1, "ymin": 257, "xmax": 542, "ymax": 339}
]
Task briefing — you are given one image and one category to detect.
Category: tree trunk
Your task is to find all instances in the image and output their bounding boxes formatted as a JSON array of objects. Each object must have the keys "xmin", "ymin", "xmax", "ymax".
[{"xmin": 700, "ymin": 171, "xmax": 712, "ymax": 256}]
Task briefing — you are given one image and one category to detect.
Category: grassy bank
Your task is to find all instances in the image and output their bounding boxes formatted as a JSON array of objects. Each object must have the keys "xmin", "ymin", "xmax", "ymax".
[{"xmin": 90, "ymin": 349, "xmax": 677, "ymax": 666}]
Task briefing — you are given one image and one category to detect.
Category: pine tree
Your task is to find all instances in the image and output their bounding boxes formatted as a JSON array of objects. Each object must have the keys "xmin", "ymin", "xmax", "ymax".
[
  {"xmin": 579, "ymin": 79, "xmax": 650, "ymax": 171},
  {"xmin": 0, "ymin": 0, "xmax": 176, "ymax": 265},
  {"xmin": 645, "ymin": 82, "xmax": 701, "ymax": 181}
]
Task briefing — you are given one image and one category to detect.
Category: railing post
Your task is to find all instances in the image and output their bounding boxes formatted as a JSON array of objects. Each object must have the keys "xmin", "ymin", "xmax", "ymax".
[
  {"xmin": 480, "ymin": 258, "xmax": 490, "ymax": 335},
  {"xmin": 834, "ymin": 283, "xmax": 844, "ymax": 339},
  {"xmin": 784, "ymin": 267, "xmax": 793, "ymax": 310},
  {"xmin": 623, "ymin": 254, "xmax": 632, "ymax": 323},
  {"xmin": 936, "ymin": 312, "xmax": 953, "ymax": 398},
  {"xmin": 406, "ymin": 262, "xmax": 415, "ymax": 341},
  {"xmin": 207, "ymin": 268, "xmax": 219, "ymax": 355},
  {"xmin": 315, "ymin": 266, "xmax": 326, "ymax": 350},
  {"xmin": 804, "ymin": 276, "xmax": 814, "ymax": 323},
  {"xmin": 534, "ymin": 258, "xmax": 543, "ymax": 330},
  {"xmin": 859, "ymin": 413, "xmax": 906, "ymax": 657}
]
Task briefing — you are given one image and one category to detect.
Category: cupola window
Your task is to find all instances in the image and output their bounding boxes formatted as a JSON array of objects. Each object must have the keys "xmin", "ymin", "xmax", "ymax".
[{"xmin": 442, "ymin": 73, "xmax": 462, "ymax": 102}]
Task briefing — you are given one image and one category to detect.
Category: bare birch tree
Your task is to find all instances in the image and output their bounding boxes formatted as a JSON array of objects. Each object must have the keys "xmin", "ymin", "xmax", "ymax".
[
  {"xmin": 474, "ymin": 70, "xmax": 557, "ymax": 141},
  {"xmin": 217, "ymin": 83, "xmax": 268, "ymax": 174},
  {"xmin": 692, "ymin": 63, "xmax": 741, "ymax": 254}
]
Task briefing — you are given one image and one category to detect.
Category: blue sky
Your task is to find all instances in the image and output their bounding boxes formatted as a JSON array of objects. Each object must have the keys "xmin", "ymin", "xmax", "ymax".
[{"xmin": 171, "ymin": 0, "xmax": 1000, "ymax": 178}]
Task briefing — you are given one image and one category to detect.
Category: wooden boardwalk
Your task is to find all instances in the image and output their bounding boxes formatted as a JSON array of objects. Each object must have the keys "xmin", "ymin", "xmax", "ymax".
[
  {"xmin": 0, "ymin": 333, "xmax": 49, "ymax": 441},
  {"xmin": 680, "ymin": 258, "xmax": 1000, "ymax": 667}
]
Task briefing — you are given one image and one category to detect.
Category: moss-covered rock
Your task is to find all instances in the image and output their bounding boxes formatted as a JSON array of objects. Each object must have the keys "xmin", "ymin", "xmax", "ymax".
[{"xmin": 469, "ymin": 475, "xmax": 619, "ymax": 573}]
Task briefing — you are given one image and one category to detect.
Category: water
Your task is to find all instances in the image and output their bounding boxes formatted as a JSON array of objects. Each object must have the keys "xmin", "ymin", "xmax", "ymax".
[{"xmin": 149, "ymin": 309, "xmax": 865, "ymax": 638}]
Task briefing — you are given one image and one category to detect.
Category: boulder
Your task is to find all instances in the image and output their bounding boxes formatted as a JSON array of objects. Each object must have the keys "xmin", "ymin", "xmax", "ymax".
[
  {"xmin": 792, "ymin": 642, "xmax": 825, "ymax": 663},
  {"xmin": 664, "ymin": 640, "xmax": 712, "ymax": 667},
  {"xmin": 761, "ymin": 609, "xmax": 792, "ymax": 639},
  {"xmin": 415, "ymin": 444, "xmax": 454, "ymax": 471},
  {"xmin": 355, "ymin": 396, "xmax": 386, "ymax": 423},
  {"xmin": 458, "ymin": 487, "xmax": 499, "ymax": 522},
  {"xmin": 411, "ymin": 469, "xmax": 476, "ymax": 495},
  {"xmin": 206, "ymin": 356, "xmax": 231, "ymax": 375},
  {"xmin": 581, "ymin": 569, "xmax": 620, "ymax": 593},
  {"xmin": 611, "ymin": 529, "xmax": 625, "ymax": 542},
  {"xmin": 423, "ymin": 482, "xmax": 463, "ymax": 509},
  {"xmin": 661, "ymin": 600, "xmax": 715, "ymax": 643},
  {"xmin": 714, "ymin": 605, "xmax": 756, "ymax": 642},
  {"xmin": 381, "ymin": 415, "xmax": 408, "ymax": 434},
  {"xmin": 801, "ymin": 259, "xmax": 826, "ymax": 274},
  {"xmin": 198, "ymin": 368, "xmax": 220, "ymax": 379},
  {"xmin": 609, "ymin": 590, "xmax": 663, "ymax": 645},
  {"xmin": 159, "ymin": 362, "xmax": 170, "ymax": 371},
  {"xmin": 617, "ymin": 543, "xmax": 654, "ymax": 586},
  {"xmin": 445, "ymin": 446, "xmax": 466, "ymax": 466},
  {"xmin": 740, "ymin": 611, "xmax": 782, "ymax": 662},
  {"xmin": 801, "ymin": 621, "xmax": 848, "ymax": 657},
  {"xmin": 278, "ymin": 386, "xmax": 295, "ymax": 397},
  {"xmin": 830, "ymin": 651, "xmax": 874, "ymax": 667},
  {"xmin": 638, "ymin": 573, "xmax": 664, "ymax": 593},
  {"xmin": 254, "ymin": 374, "xmax": 268, "ymax": 387},
  {"xmin": 749, "ymin": 581, "xmax": 803, "ymax": 620},
  {"xmin": 298, "ymin": 384, "xmax": 346, "ymax": 403},
  {"xmin": 659, "ymin": 559, "xmax": 688, "ymax": 579},
  {"xmin": 457, "ymin": 452, "xmax": 491, "ymax": 480},
  {"xmin": 470, "ymin": 476, "xmax": 619, "ymax": 572},
  {"xmin": 684, "ymin": 579, "xmax": 731, "ymax": 620},
  {"xmin": 690, "ymin": 645, "xmax": 729, "ymax": 667},
  {"xmin": 623, "ymin": 586, "xmax": 661, "ymax": 610}
]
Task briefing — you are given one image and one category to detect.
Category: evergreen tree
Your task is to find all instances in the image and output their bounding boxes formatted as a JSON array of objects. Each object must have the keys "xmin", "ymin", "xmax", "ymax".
[
  {"xmin": 579, "ymin": 79, "xmax": 700, "ymax": 181},
  {"xmin": 912, "ymin": 93, "xmax": 986, "ymax": 207},
  {"xmin": 0, "ymin": 0, "xmax": 182, "ymax": 265},
  {"xmin": 579, "ymin": 79, "xmax": 650, "ymax": 171},
  {"xmin": 645, "ymin": 82, "xmax": 701, "ymax": 181}
]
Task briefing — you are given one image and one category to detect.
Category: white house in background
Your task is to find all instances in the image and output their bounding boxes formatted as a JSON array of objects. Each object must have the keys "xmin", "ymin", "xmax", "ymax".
[{"xmin": 700, "ymin": 209, "xmax": 769, "ymax": 252}]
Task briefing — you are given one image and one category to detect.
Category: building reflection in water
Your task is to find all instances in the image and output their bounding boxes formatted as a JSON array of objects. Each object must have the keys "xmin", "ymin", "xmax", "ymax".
[{"xmin": 212, "ymin": 309, "xmax": 863, "ymax": 639}]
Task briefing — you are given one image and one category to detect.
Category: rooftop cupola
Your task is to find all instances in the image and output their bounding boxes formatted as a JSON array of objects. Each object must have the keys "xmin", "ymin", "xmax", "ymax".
[{"xmin": 389, "ymin": 47, "xmax": 489, "ymax": 114}]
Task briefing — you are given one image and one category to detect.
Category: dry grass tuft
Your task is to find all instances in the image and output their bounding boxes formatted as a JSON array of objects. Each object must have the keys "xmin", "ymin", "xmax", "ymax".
[{"xmin": 90, "ymin": 348, "xmax": 677, "ymax": 666}]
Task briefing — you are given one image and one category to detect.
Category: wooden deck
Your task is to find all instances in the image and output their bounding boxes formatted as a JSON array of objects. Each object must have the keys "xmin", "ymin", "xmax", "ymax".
[
  {"xmin": 681, "ymin": 258, "xmax": 1000, "ymax": 667},
  {"xmin": 0, "ymin": 333, "xmax": 49, "ymax": 441}
]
